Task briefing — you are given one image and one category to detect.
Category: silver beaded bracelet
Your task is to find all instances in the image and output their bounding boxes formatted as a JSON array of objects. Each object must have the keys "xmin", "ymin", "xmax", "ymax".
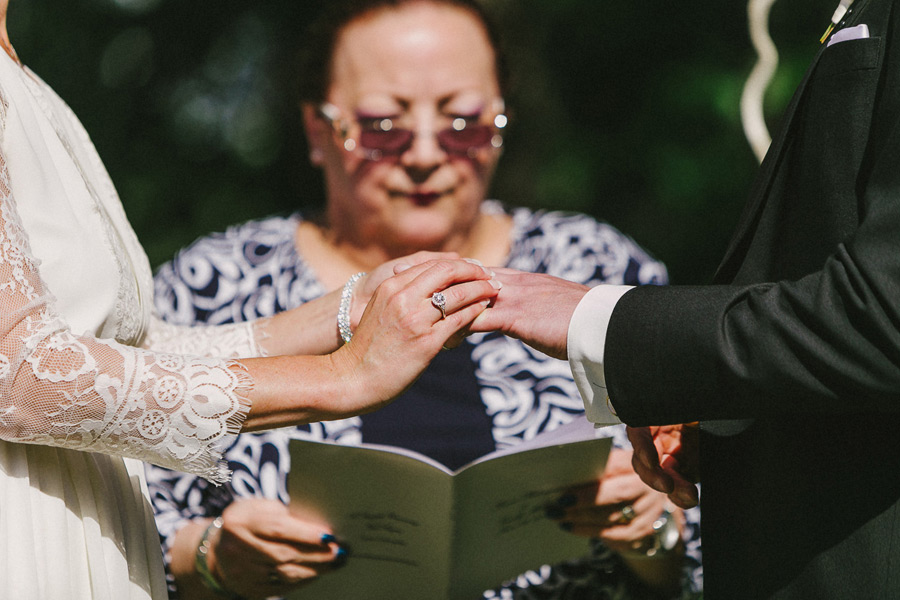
[{"xmin": 338, "ymin": 272, "xmax": 367, "ymax": 344}]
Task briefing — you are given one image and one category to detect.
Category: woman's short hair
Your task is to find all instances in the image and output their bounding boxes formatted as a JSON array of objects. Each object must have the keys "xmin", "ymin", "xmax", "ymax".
[{"xmin": 296, "ymin": 0, "xmax": 509, "ymax": 105}]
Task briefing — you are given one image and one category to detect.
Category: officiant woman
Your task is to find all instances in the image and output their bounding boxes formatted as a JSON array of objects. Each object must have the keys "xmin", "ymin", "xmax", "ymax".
[{"xmin": 146, "ymin": 0, "xmax": 702, "ymax": 598}]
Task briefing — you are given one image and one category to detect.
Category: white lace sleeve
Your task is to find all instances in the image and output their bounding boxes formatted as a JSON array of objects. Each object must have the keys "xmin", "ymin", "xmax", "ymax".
[
  {"xmin": 0, "ymin": 153, "xmax": 252, "ymax": 484},
  {"xmin": 140, "ymin": 314, "xmax": 264, "ymax": 359}
]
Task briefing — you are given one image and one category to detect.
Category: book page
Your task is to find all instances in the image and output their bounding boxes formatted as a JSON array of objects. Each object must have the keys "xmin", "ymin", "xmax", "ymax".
[
  {"xmin": 451, "ymin": 436, "xmax": 611, "ymax": 598},
  {"xmin": 287, "ymin": 443, "xmax": 454, "ymax": 599}
]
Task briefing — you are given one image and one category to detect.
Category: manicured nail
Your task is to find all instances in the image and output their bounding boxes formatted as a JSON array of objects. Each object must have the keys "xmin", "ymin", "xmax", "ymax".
[
  {"xmin": 394, "ymin": 263, "xmax": 411, "ymax": 273},
  {"xmin": 463, "ymin": 258, "xmax": 484, "ymax": 266},
  {"xmin": 544, "ymin": 505, "xmax": 565, "ymax": 520},
  {"xmin": 489, "ymin": 279, "xmax": 502, "ymax": 290},
  {"xmin": 333, "ymin": 546, "xmax": 349, "ymax": 568},
  {"xmin": 321, "ymin": 533, "xmax": 337, "ymax": 544}
]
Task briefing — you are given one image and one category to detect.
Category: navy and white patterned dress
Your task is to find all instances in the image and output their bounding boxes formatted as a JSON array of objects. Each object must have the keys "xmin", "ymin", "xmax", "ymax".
[{"xmin": 145, "ymin": 201, "xmax": 701, "ymax": 599}]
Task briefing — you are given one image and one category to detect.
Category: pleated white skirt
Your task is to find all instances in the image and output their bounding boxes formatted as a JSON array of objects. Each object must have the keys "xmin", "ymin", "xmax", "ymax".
[{"xmin": 0, "ymin": 442, "xmax": 167, "ymax": 599}]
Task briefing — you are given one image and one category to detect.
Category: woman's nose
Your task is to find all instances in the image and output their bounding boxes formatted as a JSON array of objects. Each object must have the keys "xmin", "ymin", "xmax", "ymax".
[{"xmin": 399, "ymin": 126, "xmax": 447, "ymax": 174}]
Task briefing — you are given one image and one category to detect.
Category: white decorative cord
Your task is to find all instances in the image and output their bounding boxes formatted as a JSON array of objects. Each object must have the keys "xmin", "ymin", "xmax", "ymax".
[{"xmin": 741, "ymin": 0, "xmax": 779, "ymax": 163}]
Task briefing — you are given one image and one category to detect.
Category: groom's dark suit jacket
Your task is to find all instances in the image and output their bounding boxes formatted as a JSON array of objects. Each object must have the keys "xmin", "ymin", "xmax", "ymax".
[{"xmin": 605, "ymin": 0, "xmax": 900, "ymax": 597}]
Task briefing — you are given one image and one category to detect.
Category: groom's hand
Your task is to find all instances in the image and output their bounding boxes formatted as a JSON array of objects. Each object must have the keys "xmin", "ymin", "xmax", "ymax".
[
  {"xmin": 627, "ymin": 424, "xmax": 700, "ymax": 509},
  {"xmin": 468, "ymin": 268, "xmax": 588, "ymax": 360}
]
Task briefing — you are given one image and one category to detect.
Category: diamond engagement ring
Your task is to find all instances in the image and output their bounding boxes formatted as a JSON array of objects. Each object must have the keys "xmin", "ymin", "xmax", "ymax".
[{"xmin": 431, "ymin": 291, "xmax": 447, "ymax": 319}]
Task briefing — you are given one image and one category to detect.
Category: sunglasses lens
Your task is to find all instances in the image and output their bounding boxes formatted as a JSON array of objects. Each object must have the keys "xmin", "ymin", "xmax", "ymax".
[
  {"xmin": 322, "ymin": 103, "xmax": 504, "ymax": 159},
  {"xmin": 437, "ymin": 124, "xmax": 495, "ymax": 154},
  {"xmin": 355, "ymin": 123, "xmax": 499, "ymax": 157},
  {"xmin": 358, "ymin": 129, "xmax": 414, "ymax": 155}
]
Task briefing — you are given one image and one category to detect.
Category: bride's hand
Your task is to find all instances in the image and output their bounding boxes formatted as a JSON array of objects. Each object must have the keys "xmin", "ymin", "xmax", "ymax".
[
  {"xmin": 249, "ymin": 251, "xmax": 460, "ymax": 357},
  {"xmin": 332, "ymin": 258, "xmax": 499, "ymax": 416},
  {"xmin": 239, "ymin": 258, "xmax": 499, "ymax": 429},
  {"xmin": 349, "ymin": 251, "xmax": 460, "ymax": 330}
]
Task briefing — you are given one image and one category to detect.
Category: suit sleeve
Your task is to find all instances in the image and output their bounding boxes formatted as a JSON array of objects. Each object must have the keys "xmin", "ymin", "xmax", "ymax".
[{"xmin": 603, "ymin": 113, "xmax": 900, "ymax": 426}]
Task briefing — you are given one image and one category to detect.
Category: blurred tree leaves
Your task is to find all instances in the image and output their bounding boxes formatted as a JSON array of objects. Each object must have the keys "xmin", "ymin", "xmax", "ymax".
[{"xmin": 10, "ymin": 0, "xmax": 831, "ymax": 283}]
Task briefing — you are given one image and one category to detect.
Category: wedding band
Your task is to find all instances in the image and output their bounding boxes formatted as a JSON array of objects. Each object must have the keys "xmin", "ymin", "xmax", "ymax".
[
  {"xmin": 431, "ymin": 292, "xmax": 447, "ymax": 319},
  {"xmin": 616, "ymin": 504, "xmax": 636, "ymax": 525}
]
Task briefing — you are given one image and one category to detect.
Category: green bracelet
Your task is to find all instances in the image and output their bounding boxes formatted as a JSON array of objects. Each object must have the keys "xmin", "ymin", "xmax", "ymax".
[{"xmin": 194, "ymin": 517, "xmax": 237, "ymax": 598}]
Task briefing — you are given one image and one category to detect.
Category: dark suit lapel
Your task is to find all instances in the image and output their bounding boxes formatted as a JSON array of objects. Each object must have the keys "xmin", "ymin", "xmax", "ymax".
[
  {"xmin": 714, "ymin": 0, "xmax": 875, "ymax": 283},
  {"xmin": 713, "ymin": 46, "xmax": 826, "ymax": 283}
]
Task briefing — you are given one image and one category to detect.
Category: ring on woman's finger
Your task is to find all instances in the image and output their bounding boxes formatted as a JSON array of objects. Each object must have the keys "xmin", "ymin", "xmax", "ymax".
[
  {"xmin": 615, "ymin": 504, "xmax": 637, "ymax": 525},
  {"xmin": 431, "ymin": 291, "xmax": 447, "ymax": 319}
]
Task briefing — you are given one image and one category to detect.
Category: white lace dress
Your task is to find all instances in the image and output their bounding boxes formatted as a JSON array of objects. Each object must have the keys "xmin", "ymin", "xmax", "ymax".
[{"xmin": 0, "ymin": 54, "xmax": 259, "ymax": 598}]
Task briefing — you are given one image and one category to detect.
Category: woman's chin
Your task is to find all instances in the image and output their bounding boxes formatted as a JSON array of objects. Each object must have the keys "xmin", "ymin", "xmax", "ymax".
[{"xmin": 386, "ymin": 229, "xmax": 458, "ymax": 254}]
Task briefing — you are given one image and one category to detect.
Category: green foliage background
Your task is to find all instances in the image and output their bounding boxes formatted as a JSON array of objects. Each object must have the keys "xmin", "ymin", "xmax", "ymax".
[{"xmin": 10, "ymin": 0, "xmax": 833, "ymax": 284}]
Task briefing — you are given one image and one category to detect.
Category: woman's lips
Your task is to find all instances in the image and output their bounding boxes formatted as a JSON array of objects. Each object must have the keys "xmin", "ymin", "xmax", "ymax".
[{"xmin": 408, "ymin": 192, "xmax": 441, "ymax": 206}]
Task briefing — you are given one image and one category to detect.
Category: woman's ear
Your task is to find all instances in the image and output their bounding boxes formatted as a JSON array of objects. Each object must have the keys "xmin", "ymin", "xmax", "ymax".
[{"xmin": 302, "ymin": 103, "xmax": 326, "ymax": 166}]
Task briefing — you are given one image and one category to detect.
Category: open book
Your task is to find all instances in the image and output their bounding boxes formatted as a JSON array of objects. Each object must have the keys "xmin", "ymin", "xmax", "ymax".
[{"xmin": 287, "ymin": 417, "xmax": 611, "ymax": 599}]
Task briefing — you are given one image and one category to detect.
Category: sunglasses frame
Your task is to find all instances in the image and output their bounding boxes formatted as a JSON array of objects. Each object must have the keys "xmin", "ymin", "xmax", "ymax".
[{"xmin": 316, "ymin": 100, "xmax": 507, "ymax": 161}]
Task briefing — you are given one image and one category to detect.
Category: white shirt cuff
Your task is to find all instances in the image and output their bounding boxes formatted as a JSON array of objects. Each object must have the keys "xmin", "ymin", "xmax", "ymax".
[{"xmin": 567, "ymin": 284, "xmax": 633, "ymax": 425}]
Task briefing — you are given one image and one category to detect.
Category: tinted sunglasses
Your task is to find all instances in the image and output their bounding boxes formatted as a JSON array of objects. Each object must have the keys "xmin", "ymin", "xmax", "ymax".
[{"xmin": 317, "ymin": 101, "xmax": 507, "ymax": 160}]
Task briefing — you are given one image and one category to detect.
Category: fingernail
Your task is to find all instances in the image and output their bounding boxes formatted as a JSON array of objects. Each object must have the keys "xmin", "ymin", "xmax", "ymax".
[
  {"xmin": 333, "ymin": 546, "xmax": 349, "ymax": 568},
  {"xmin": 544, "ymin": 505, "xmax": 565, "ymax": 519},
  {"xmin": 555, "ymin": 494, "xmax": 577, "ymax": 507},
  {"xmin": 394, "ymin": 263, "xmax": 411, "ymax": 273},
  {"xmin": 489, "ymin": 279, "xmax": 502, "ymax": 290},
  {"xmin": 463, "ymin": 258, "xmax": 484, "ymax": 266},
  {"xmin": 321, "ymin": 533, "xmax": 337, "ymax": 544}
]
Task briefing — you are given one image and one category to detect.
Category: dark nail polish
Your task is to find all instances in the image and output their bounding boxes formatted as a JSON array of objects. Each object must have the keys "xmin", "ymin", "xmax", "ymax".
[
  {"xmin": 555, "ymin": 494, "xmax": 577, "ymax": 508},
  {"xmin": 321, "ymin": 533, "xmax": 337, "ymax": 544},
  {"xmin": 333, "ymin": 546, "xmax": 349, "ymax": 568},
  {"xmin": 544, "ymin": 505, "xmax": 565, "ymax": 520}
]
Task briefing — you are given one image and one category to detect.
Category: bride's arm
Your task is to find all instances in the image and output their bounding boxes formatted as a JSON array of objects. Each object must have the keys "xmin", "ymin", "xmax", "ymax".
[{"xmin": 0, "ymin": 150, "xmax": 498, "ymax": 481}]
